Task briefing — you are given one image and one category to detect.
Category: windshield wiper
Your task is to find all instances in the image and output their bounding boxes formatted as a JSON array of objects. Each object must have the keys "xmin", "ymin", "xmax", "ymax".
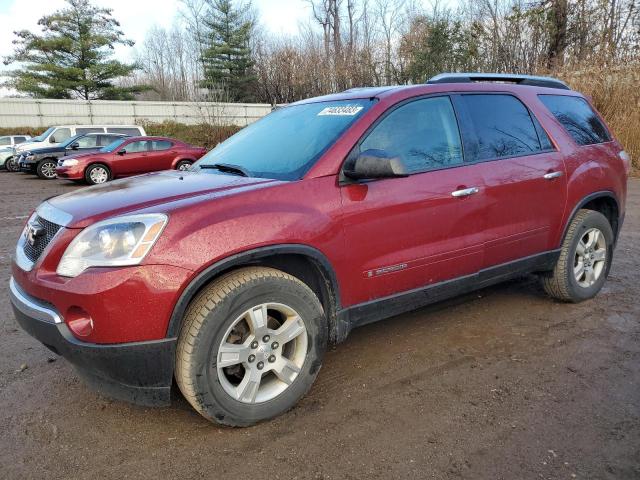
[{"xmin": 200, "ymin": 163, "xmax": 250, "ymax": 177}]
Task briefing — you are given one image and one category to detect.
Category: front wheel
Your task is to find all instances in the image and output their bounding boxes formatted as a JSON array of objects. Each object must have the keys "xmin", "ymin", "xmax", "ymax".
[
  {"xmin": 541, "ymin": 209, "xmax": 614, "ymax": 302},
  {"xmin": 36, "ymin": 159, "xmax": 57, "ymax": 179},
  {"xmin": 175, "ymin": 267, "xmax": 327, "ymax": 426}
]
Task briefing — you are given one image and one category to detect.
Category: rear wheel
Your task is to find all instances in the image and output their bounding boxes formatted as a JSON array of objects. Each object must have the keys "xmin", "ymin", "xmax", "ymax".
[
  {"xmin": 85, "ymin": 164, "xmax": 111, "ymax": 185},
  {"xmin": 175, "ymin": 267, "xmax": 327, "ymax": 426},
  {"xmin": 176, "ymin": 160, "xmax": 193, "ymax": 171},
  {"xmin": 6, "ymin": 156, "xmax": 19, "ymax": 172},
  {"xmin": 36, "ymin": 159, "xmax": 57, "ymax": 179},
  {"xmin": 541, "ymin": 209, "xmax": 613, "ymax": 302}
]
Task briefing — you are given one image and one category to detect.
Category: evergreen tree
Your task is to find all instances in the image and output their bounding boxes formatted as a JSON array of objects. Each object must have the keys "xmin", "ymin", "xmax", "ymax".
[
  {"xmin": 3, "ymin": 0, "xmax": 146, "ymax": 100},
  {"xmin": 201, "ymin": 0, "xmax": 257, "ymax": 102}
]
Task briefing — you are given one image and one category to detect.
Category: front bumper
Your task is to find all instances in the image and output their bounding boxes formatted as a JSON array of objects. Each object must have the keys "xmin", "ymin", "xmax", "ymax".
[
  {"xmin": 18, "ymin": 156, "xmax": 37, "ymax": 173},
  {"xmin": 9, "ymin": 277, "xmax": 176, "ymax": 406},
  {"xmin": 55, "ymin": 164, "xmax": 84, "ymax": 179}
]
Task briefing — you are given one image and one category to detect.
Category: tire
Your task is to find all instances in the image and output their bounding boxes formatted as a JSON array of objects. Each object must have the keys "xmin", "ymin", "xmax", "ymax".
[
  {"xmin": 541, "ymin": 209, "xmax": 614, "ymax": 302},
  {"xmin": 84, "ymin": 164, "xmax": 111, "ymax": 185},
  {"xmin": 175, "ymin": 266, "xmax": 327, "ymax": 426},
  {"xmin": 175, "ymin": 160, "xmax": 193, "ymax": 171},
  {"xmin": 5, "ymin": 156, "xmax": 19, "ymax": 172},
  {"xmin": 36, "ymin": 159, "xmax": 57, "ymax": 179}
]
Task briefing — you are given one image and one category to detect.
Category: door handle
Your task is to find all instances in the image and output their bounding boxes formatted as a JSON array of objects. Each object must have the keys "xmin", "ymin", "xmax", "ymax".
[
  {"xmin": 543, "ymin": 171, "xmax": 563, "ymax": 180},
  {"xmin": 451, "ymin": 187, "xmax": 480, "ymax": 198}
]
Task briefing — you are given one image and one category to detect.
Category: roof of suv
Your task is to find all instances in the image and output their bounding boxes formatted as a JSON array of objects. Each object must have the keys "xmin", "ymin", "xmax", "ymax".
[{"xmin": 295, "ymin": 73, "xmax": 576, "ymax": 105}]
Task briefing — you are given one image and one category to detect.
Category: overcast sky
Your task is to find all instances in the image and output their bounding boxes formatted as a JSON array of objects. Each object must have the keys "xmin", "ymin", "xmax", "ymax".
[{"xmin": 0, "ymin": 0, "xmax": 451, "ymax": 95}]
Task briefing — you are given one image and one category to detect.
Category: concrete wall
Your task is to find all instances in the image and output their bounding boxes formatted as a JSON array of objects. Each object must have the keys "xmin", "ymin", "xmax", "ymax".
[{"xmin": 0, "ymin": 98, "xmax": 273, "ymax": 128}]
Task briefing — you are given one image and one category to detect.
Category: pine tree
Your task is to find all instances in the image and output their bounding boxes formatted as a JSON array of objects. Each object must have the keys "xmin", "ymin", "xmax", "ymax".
[
  {"xmin": 3, "ymin": 0, "xmax": 146, "ymax": 100},
  {"xmin": 201, "ymin": 0, "xmax": 257, "ymax": 102}
]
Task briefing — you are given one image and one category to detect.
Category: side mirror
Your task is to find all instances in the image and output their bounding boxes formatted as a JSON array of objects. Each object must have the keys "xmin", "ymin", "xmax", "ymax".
[
  {"xmin": 70, "ymin": 142, "xmax": 79, "ymax": 150},
  {"xmin": 49, "ymin": 137, "xmax": 57, "ymax": 143},
  {"xmin": 117, "ymin": 149, "xmax": 126, "ymax": 155},
  {"xmin": 343, "ymin": 149, "xmax": 409, "ymax": 180}
]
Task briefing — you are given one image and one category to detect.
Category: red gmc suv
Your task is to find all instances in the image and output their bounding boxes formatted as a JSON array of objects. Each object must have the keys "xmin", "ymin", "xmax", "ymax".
[
  {"xmin": 55, "ymin": 136, "xmax": 207, "ymax": 185},
  {"xmin": 9, "ymin": 74, "xmax": 629, "ymax": 426}
]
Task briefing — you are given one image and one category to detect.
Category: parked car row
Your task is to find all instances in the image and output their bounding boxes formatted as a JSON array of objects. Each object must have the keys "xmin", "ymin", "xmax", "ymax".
[
  {"xmin": 1, "ymin": 124, "xmax": 208, "ymax": 184},
  {"xmin": 0, "ymin": 135, "xmax": 31, "ymax": 169}
]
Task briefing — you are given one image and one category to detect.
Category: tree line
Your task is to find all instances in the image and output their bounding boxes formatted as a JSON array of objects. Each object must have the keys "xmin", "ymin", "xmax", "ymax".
[{"xmin": 3, "ymin": 0, "xmax": 640, "ymax": 104}]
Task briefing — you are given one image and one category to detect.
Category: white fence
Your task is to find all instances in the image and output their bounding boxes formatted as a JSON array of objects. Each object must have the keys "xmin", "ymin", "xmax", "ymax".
[{"xmin": 0, "ymin": 98, "xmax": 273, "ymax": 129}]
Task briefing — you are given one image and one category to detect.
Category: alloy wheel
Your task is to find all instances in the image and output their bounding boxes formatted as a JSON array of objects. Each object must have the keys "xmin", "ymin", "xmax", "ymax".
[
  {"xmin": 216, "ymin": 302, "xmax": 308, "ymax": 404},
  {"xmin": 574, "ymin": 227, "xmax": 607, "ymax": 287},
  {"xmin": 41, "ymin": 162, "xmax": 56, "ymax": 179}
]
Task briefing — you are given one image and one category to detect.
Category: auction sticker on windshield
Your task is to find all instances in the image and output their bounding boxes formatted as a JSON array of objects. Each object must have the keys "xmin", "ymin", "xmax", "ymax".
[{"xmin": 318, "ymin": 105, "xmax": 364, "ymax": 116}]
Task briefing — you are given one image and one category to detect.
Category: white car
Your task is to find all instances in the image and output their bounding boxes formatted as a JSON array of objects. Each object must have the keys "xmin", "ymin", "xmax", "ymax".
[
  {"xmin": 7, "ymin": 125, "xmax": 145, "ymax": 171},
  {"xmin": 0, "ymin": 135, "xmax": 31, "ymax": 169}
]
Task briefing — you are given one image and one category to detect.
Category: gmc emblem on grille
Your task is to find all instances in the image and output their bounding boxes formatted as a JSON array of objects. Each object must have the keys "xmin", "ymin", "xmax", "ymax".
[{"xmin": 26, "ymin": 223, "xmax": 45, "ymax": 246}]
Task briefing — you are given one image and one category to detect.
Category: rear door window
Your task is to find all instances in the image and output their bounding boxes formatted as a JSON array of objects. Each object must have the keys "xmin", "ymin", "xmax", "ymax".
[
  {"xmin": 360, "ymin": 96, "xmax": 463, "ymax": 173},
  {"xmin": 461, "ymin": 94, "xmax": 545, "ymax": 161},
  {"xmin": 538, "ymin": 95, "xmax": 611, "ymax": 145},
  {"xmin": 108, "ymin": 127, "xmax": 142, "ymax": 136},
  {"xmin": 99, "ymin": 135, "xmax": 123, "ymax": 146},
  {"xmin": 14, "ymin": 136, "xmax": 28, "ymax": 144},
  {"xmin": 0, "ymin": 136, "xmax": 10, "ymax": 146},
  {"xmin": 150, "ymin": 140, "xmax": 172, "ymax": 151}
]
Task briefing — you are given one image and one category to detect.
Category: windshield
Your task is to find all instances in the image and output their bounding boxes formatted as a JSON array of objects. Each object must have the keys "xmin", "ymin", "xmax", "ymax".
[
  {"xmin": 32, "ymin": 127, "xmax": 55, "ymax": 142},
  {"xmin": 60, "ymin": 134, "xmax": 84, "ymax": 148},
  {"xmin": 194, "ymin": 99, "xmax": 374, "ymax": 180},
  {"xmin": 100, "ymin": 138, "xmax": 127, "ymax": 153}
]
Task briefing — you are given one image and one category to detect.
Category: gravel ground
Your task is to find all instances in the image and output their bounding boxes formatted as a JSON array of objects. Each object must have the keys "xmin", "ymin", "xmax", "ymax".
[{"xmin": 0, "ymin": 172, "xmax": 638, "ymax": 480}]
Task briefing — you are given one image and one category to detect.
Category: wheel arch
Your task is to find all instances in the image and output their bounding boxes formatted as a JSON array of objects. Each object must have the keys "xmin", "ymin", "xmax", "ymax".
[
  {"xmin": 166, "ymin": 244, "xmax": 343, "ymax": 343},
  {"xmin": 561, "ymin": 191, "xmax": 621, "ymax": 245}
]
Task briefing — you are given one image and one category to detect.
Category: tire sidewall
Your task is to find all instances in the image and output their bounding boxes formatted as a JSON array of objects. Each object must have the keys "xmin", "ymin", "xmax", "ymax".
[
  {"xmin": 188, "ymin": 276, "xmax": 327, "ymax": 425},
  {"xmin": 565, "ymin": 211, "xmax": 614, "ymax": 300}
]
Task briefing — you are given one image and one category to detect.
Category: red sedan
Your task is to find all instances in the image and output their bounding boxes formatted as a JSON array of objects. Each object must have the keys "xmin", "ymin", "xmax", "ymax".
[{"xmin": 55, "ymin": 136, "xmax": 207, "ymax": 184}]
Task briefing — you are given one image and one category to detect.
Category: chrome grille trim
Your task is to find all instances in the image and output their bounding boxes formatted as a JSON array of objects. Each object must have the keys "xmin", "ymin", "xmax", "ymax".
[{"xmin": 37, "ymin": 201, "xmax": 73, "ymax": 227}]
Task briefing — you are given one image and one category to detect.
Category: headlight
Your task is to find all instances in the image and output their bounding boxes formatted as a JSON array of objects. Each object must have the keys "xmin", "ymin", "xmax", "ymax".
[
  {"xmin": 26, "ymin": 154, "xmax": 35, "ymax": 160},
  {"xmin": 56, "ymin": 213, "xmax": 168, "ymax": 277},
  {"xmin": 61, "ymin": 159, "xmax": 79, "ymax": 167}
]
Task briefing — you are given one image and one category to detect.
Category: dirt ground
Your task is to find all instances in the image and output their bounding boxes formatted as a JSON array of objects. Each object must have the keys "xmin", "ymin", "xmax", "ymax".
[{"xmin": 0, "ymin": 172, "xmax": 638, "ymax": 480}]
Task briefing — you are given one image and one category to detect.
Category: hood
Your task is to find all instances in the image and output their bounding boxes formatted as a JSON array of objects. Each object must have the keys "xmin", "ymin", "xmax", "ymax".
[
  {"xmin": 48, "ymin": 170, "xmax": 280, "ymax": 228},
  {"xmin": 16, "ymin": 141, "xmax": 48, "ymax": 152},
  {"xmin": 27, "ymin": 145, "xmax": 65, "ymax": 155}
]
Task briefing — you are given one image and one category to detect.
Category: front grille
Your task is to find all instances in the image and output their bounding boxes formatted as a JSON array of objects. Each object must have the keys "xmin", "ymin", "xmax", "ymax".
[{"xmin": 23, "ymin": 216, "xmax": 62, "ymax": 263}]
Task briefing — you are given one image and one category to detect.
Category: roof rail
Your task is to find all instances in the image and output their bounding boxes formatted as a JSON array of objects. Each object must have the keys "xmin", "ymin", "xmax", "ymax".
[{"xmin": 427, "ymin": 73, "xmax": 570, "ymax": 90}]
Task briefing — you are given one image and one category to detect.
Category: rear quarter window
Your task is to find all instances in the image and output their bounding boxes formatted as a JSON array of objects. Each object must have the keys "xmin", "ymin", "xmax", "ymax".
[{"xmin": 538, "ymin": 95, "xmax": 611, "ymax": 146}]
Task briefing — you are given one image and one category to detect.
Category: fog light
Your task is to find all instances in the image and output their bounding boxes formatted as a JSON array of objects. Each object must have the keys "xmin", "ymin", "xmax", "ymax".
[{"xmin": 66, "ymin": 306, "xmax": 94, "ymax": 338}]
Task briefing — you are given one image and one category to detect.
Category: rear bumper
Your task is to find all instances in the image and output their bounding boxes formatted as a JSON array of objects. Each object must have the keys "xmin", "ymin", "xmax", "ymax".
[{"xmin": 9, "ymin": 277, "xmax": 175, "ymax": 406}]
